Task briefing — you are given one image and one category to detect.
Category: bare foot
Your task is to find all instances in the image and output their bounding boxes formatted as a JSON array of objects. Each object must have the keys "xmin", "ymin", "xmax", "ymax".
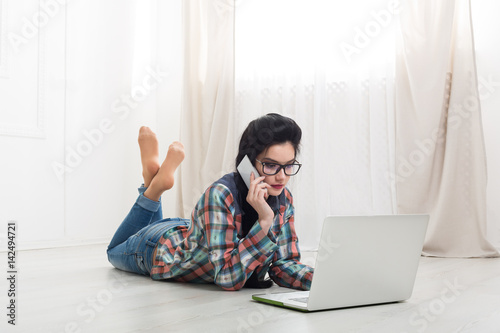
[
  {"xmin": 138, "ymin": 126, "xmax": 160, "ymax": 187},
  {"xmin": 144, "ymin": 141, "xmax": 185, "ymax": 201}
]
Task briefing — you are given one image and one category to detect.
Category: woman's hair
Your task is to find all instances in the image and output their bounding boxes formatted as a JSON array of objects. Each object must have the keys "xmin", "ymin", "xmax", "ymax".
[
  {"xmin": 235, "ymin": 113, "xmax": 301, "ymax": 289},
  {"xmin": 235, "ymin": 113, "xmax": 302, "ymax": 169}
]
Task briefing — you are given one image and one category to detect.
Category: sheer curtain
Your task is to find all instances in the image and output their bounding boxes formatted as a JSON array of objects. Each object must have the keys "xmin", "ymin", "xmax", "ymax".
[
  {"xmin": 178, "ymin": 0, "xmax": 499, "ymax": 255},
  {"xmin": 235, "ymin": 0, "xmax": 397, "ymax": 250},
  {"xmin": 395, "ymin": 0, "xmax": 499, "ymax": 257},
  {"xmin": 177, "ymin": 0, "xmax": 237, "ymax": 217}
]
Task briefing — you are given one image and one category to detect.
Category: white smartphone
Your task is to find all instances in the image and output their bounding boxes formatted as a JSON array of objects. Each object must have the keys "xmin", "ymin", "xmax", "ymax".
[{"xmin": 237, "ymin": 155, "xmax": 261, "ymax": 189}]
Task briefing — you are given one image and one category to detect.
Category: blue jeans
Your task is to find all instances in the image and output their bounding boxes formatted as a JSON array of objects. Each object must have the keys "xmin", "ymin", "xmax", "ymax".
[{"xmin": 107, "ymin": 185, "xmax": 189, "ymax": 276}]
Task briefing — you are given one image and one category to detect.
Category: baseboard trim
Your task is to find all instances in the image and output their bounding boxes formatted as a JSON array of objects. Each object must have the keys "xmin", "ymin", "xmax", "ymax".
[{"xmin": 0, "ymin": 237, "xmax": 110, "ymax": 252}]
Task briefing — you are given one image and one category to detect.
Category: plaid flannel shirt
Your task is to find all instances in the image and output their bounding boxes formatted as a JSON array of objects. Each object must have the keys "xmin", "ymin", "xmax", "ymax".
[{"xmin": 150, "ymin": 173, "xmax": 313, "ymax": 291}]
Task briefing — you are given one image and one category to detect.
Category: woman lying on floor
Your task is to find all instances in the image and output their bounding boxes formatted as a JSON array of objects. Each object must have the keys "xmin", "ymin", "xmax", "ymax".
[{"xmin": 107, "ymin": 113, "xmax": 314, "ymax": 291}]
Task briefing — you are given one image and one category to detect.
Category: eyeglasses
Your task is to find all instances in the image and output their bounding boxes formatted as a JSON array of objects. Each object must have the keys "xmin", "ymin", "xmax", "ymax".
[{"xmin": 255, "ymin": 159, "xmax": 302, "ymax": 176}]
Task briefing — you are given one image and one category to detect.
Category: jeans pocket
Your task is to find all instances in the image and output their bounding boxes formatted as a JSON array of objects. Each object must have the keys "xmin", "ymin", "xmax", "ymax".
[{"xmin": 135, "ymin": 254, "xmax": 147, "ymax": 273}]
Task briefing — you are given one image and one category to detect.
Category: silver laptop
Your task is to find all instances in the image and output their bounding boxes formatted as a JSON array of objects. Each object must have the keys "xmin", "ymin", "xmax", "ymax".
[{"xmin": 252, "ymin": 214, "xmax": 429, "ymax": 312}]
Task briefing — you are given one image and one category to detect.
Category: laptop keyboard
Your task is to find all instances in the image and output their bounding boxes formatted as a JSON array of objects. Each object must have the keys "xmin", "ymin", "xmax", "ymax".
[{"xmin": 290, "ymin": 297, "xmax": 309, "ymax": 304}]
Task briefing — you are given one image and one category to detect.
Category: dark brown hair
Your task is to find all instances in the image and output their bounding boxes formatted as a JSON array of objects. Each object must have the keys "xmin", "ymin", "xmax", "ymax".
[{"xmin": 235, "ymin": 113, "xmax": 302, "ymax": 169}]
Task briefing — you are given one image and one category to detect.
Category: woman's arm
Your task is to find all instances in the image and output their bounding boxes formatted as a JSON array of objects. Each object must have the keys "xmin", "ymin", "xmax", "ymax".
[{"xmin": 195, "ymin": 184, "xmax": 278, "ymax": 291}]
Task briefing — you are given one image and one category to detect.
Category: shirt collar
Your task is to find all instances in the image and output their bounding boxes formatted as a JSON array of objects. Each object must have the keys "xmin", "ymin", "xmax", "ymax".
[{"xmin": 267, "ymin": 188, "xmax": 285, "ymax": 216}]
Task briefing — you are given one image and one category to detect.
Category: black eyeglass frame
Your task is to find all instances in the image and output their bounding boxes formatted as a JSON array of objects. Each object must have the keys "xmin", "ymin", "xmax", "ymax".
[{"xmin": 255, "ymin": 159, "xmax": 302, "ymax": 176}]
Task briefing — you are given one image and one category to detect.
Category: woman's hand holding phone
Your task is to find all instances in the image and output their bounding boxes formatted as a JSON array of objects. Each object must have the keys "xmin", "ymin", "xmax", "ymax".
[{"xmin": 246, "ymin": 172, "xmax": 274, "ymax": 234}]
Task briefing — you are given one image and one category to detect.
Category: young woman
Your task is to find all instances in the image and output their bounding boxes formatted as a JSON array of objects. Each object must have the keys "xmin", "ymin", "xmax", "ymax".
[{"xmin": 107, "ymin": 113, "xmax": 314, "ymax": 291}]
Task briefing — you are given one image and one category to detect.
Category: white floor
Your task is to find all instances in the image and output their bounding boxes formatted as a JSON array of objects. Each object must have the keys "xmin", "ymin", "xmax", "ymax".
[{"xmin": 2, "ymin": 244, "xmax": 500, "ymax": 333}]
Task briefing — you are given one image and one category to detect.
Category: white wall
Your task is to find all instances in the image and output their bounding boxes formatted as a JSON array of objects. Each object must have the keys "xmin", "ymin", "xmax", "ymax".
[
  {"xmin": 0, "ymin": 0, "xmax": 66, "ymax": 248},
  {"xmin": 472, "ymin": 0, "xmax": 500, "ymax": 248},
  {"xmin": 0, "ymin": 0, "xmax": 183, "ymax": 250}
]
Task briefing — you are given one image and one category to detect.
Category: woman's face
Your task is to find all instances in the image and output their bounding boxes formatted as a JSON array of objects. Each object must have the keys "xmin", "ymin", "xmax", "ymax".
[{"xmin": 254, "ymin": 142, "xmax": 296, "ymax": 197}]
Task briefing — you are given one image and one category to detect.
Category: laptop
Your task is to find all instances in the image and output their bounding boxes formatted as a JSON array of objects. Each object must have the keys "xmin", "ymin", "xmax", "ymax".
[{"xmin": 252, "ymin": 214, "xmax": 429, "ymax": 312}]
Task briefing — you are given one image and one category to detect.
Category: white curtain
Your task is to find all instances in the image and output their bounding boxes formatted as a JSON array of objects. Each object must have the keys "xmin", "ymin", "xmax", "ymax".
[
  {"xmin": 395, "ymin": 0, "xmax": 499, "ymax": 257},
  {"xmin": 177, "ymin": 0, "xmax": 237, "ymax": 217},
  {"xmin": 179, "ymin": 0, "xmax": 499, "ymax": 255},
  {"xmin": 234, "ymin": 0, "xmax": 397, "ymax": 250}
]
